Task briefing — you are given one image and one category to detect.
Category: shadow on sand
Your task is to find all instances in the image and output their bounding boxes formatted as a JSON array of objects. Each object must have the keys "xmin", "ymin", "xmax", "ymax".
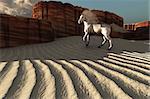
[{"xmin": 0, "ymin": 36, "xmax": 149, "ymax": 61}]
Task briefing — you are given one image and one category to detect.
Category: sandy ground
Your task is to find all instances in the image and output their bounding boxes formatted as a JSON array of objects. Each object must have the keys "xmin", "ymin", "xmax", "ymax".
[
  {"xmin": 0, "ymin": 36, "xmax": 150, "ymax": 99},
  {"xmin": 0, "ymin": 36, "xmax": 149, "ymax": 61}
]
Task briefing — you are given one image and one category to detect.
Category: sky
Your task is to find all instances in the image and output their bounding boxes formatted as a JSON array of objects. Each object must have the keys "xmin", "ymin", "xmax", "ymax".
[
  {"xmin": 53, "ymin": 0, "xmax": 149, "ymax": 24},
  {"xmin": 0, "ymin": 0, "xmax": 149, "ymax": 23}
]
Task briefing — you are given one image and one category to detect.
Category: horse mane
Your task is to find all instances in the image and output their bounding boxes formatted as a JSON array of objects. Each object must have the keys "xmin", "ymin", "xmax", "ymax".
[{"xmin": 81, "ymin": 10, "xmax": 99, "ymax": 24}]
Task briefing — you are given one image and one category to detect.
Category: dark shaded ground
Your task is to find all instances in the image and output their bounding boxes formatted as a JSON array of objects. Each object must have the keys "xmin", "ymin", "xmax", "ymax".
[{"xmin": 0, "ymin": 36, "xmax": 149, "ymax": 61}]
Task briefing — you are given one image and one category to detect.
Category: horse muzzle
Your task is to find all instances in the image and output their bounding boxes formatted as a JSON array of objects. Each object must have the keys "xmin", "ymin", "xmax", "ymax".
[{"xmin": 78, "ymin": 20, "xmax": 81, "ymax": 24}]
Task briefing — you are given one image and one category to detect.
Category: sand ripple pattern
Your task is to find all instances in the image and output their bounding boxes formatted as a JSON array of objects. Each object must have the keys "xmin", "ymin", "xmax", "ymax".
[{"xmin": 0, "ymin": 52, "xmax": 150, "ymax": 99}]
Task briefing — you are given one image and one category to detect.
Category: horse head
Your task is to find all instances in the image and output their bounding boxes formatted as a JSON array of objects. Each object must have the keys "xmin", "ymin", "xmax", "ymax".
[
  {"xmin": 78, "ymin": 10, "xmax": 99, "ymax": 24},
  {"xmin": 78, "ymin": 14, "xmax": 86, "ymax": 24}
]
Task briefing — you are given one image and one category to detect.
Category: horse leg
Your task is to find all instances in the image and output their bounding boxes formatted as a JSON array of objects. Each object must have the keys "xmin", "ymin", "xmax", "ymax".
[
  {"xmin": 83, "ymin": 22, "xmax": 90, "ymax": 42},
  {"xmin": 108, "ymin": 39, "xmax": 112, "ymax": 50},
  {"xmin": 105, "ymin": 35, "xmax": 112, "ymax": 50},
  {"xmin": 85, "ymin": 34, "xmax": 90, "ymax": 46},
  {"xmin": 98, "ymin": 36, "xmax": 106, "ymax": 48},
  {"xmin": 82, "ymin": 31, "xmax": 88, "ymax": 42}
]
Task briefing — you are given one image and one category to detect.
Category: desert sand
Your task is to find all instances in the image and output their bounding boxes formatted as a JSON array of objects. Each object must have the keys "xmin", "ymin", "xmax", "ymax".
[
  {"xmin": 0, "ymin": 36, "xmax": 149, "ymax": 61},
  {"xmin": 0, "ymin": 36, "xmax": 149, "ymax": 99}
]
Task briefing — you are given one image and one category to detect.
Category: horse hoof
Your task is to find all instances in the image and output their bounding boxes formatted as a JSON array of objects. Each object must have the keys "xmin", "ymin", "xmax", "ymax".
[
  {"xmin": 107, "ymin": 47, "xmax": 112, "ymax": 50},
  {"xmin": 98, "ymin": 45, "xmax": 101, "ymax": 48},
  {"xmin": 86, "ymin": 44, "xmax": 89, "ymax": 47},
  {"xmin": 82, "ymin": 38, "xmax": 86, "ymax": 42}
]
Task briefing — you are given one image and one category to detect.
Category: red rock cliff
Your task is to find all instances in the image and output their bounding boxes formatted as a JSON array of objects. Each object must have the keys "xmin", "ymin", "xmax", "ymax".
[
  {"xmin": 124, "ymin": 21, "xmax": 150, "ymax": 31},
  {"xmin": 0, "ymin": 14, "xmax": 55, "ymax": 48},
  {"xmin": 32, "ymin": 1, "xmax": 124, "ymax": 37},
  {"xmin": 122, "ymin": 21, "xmax": 150, "ymax": 40}
]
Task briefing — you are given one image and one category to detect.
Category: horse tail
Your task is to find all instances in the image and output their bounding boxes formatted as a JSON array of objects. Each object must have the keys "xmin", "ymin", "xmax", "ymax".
[{"xmin": 110, "ymin": 23, "xmax": 128, "ymax": 33}]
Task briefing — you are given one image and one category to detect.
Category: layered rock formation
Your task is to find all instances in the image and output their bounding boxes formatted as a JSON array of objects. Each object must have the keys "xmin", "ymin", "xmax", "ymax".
[
  {"xmin": 0, "ymin": 14, "xmax": 55, "ymax": 48},
  {"xmin": 124, "ymin": 21, "xmax": 150, "ymax": 31},
  {"xmin": 32, "ymin": 1, "xmax": 123, "ymax": 37},
  {"xmin": 123, "ymin": 21, "xmax": 149, "ymax": 40},
  {"xmin": 0, "ymin": 1, "xmax": 124, "ymax": 48}
]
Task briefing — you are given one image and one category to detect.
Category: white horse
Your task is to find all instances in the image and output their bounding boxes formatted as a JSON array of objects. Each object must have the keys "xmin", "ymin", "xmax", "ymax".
[{"xmin": 78, "ymin": 14, "xmax": 113, "ymax": 50}]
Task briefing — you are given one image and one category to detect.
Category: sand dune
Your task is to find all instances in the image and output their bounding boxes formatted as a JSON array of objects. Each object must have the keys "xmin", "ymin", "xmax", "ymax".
[
  {"xmin": 6, "ymin": 60, "xmax": 36, "ymax": 99},
  {"xmin": 84, "ymin": 60, "xmax": 150, "ymax": 99},
  {"xmin": 0, "ymin": 61, "xmax": 19, "ymax": 98},
  {"xmin": 103, "ymin": 57, "xmax": 150, "ymax": 76},
  {"xmin": 57, "ymin": 60, "xmax": 102, "ymax": 99},
  {"xmin": 107, "ymin": 53, "xmax": 150, "ymax": 69},
  {"xmin": 70, "ymin": 60, "xmax": 131, "ymax": 99},
  {"xmin": 31, "ymin": 60, "xmax": 55, "ymax": 99},
  {"xmin": 0, "ymin": 36, "xmax": 149, "ymax": 99},
  {"xmin": 0, "ymin": 62, "xmax": 7, "ymax": 72},
  {"xmin": 99, "ymin": 58, "xmax": 150, "ymax": 85},
  {"xmin": 0, "ymin": 52, "xmax": 149, "ymax": 99},
  {"xmin": 43, "ymin": 60, "xmax": 77, "ymax": 99}
]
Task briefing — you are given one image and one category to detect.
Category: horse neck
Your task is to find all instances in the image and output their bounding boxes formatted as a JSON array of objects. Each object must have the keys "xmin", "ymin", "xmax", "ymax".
[{"xmin": 83, "ymin": 21, "xmax": 90, "ymax": 26}]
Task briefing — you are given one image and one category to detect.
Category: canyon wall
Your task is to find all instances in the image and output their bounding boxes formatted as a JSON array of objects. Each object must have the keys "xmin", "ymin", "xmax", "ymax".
[
  {"xmin": 0, "ymin": 14, "xmax": 55, "ymax": 48},
  {"xmin": 124, "ymin": 21, "xmax": 150, "ymax": 31},
  {"xmin": 0, "ymin": 1, "xmax": 124, "ymax": 48},
  {"xmin": 122, "ymin": 21, "xmax": 150, "ymax": 40},
  {"xmin": 32, "ymin": 1, "xmax": 124, "ymax": 38},
  {"xmin": 0, "ymin": 1, "xmax": 148, "ymax": 49}
]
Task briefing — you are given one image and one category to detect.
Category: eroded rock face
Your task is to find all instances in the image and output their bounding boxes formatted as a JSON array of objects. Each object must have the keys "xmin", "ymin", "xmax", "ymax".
[
  {"xmin": 0, "ymin": 14, "xmax": 55, "ymax": 48},
  {"xmin": 32, "ymin": 1, "xmax": 123, "ymax": 38},
  {"xmin": 123, "ymin": 21, "xmax": 150, "ymax": 40},
  {"xmin": 124, "ymin": 21, "xmax": 150, "ymax": 31},
  {"xmin": 0, "ymin": 1, "xmax": 124, "ymax": 48}
]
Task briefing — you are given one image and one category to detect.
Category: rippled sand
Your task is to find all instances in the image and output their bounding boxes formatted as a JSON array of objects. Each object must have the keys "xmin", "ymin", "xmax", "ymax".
[{"xmin": 0, "ymin": 36, "xmax": 149, "ymax": 99}]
